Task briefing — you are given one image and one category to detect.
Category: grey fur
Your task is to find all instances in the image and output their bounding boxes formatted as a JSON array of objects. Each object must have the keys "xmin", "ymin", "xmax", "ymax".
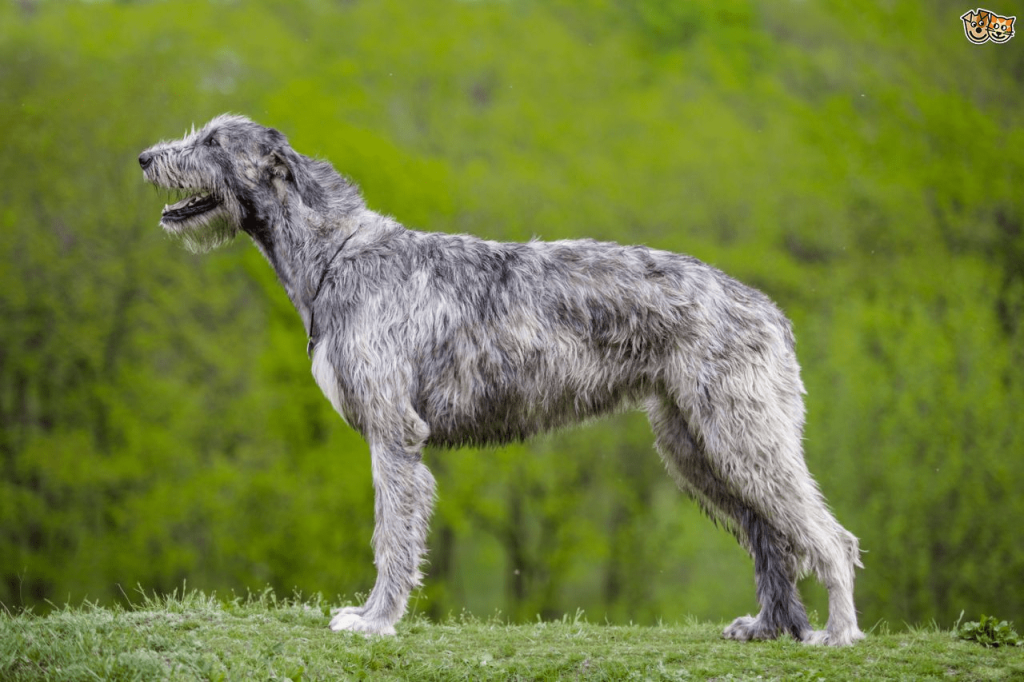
[{"xmin": 139, "ymin": 114, "xmax": 864, "ymax": 645}]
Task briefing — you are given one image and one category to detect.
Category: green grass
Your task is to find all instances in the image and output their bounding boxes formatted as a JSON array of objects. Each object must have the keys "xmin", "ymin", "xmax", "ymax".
[{"xmin": 2, "ymin": 591, "xmax": 1021, "ymax": 681}]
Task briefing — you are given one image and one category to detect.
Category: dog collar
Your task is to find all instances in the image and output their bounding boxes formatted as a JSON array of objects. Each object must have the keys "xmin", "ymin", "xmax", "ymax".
[{"xmin": 306, "ymin": 229, "xmax": 357, "ymax": 359}]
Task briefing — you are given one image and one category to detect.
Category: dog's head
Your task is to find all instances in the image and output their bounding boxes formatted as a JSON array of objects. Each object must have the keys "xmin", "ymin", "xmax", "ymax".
[
  {"xmin": 961, "ymin": 9, "xmax": 992, "ymax": 43},
  {"xmin": 139, "ymin": 114, "xmax": 324, "ymax": 253}
]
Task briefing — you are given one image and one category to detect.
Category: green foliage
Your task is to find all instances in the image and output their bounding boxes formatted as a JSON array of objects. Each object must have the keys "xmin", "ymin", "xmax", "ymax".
[
  {"xmin": 956, "ymin": 614, "xmax": 1024, "ymax": 648},
  {"xmin": 1, "ymin": 0, "xmax": 1022, "ymax": 632}
]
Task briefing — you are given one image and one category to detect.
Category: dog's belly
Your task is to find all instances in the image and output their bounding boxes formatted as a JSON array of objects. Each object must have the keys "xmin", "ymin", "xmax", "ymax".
[{"xmin": 417, "ymin": 369, "xmax": 641, "ymax": 449}]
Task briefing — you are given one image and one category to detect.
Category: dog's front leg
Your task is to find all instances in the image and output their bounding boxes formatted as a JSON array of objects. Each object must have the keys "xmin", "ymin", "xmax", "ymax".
[{"xmin": 330, "ymin": 439, "xmax": 436, "ymax": 635}]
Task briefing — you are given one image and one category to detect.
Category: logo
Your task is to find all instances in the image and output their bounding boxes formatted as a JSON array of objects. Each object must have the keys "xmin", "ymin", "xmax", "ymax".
[{"xmin": 961, "ymin": 8, "xmax": 1015, "ymax": 43}]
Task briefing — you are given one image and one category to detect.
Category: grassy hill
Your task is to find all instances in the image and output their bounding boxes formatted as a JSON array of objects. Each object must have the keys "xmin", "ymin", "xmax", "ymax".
[{"xmin": 2, "ymin": 591, "xmax": 1021, "ymax": 681}]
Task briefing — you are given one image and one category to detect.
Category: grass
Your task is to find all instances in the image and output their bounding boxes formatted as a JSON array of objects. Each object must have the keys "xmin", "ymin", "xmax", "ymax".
[{"xmin": 2, "ymin": 590, "xmax": 1022, "ymax": 681}]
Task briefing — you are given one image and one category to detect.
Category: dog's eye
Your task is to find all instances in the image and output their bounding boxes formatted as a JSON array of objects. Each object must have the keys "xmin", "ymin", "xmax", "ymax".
[{"xmin": 204, "ymin": 136, "xmax": 219, "ymax": 148}]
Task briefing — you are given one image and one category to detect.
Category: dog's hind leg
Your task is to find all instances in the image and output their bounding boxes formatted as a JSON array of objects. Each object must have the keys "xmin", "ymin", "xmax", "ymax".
[
  {"xmin": 652, "ymin": 355, "xmax": 863, "ymax": 645},
  {"xmin": 687, "ymin": 374, "xmax": 864, "ymax": 647},
  {"xmin": 330, "ymin": 406, "xmax": 436, "ymax": 635},
  {"xmin": 647, "ymin": 397, "xmax": 812, "ymax": 642}
]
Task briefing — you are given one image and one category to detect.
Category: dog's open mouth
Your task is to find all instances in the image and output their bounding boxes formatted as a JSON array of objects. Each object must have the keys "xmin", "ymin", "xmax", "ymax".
[{"xmin": 161, "ymin": 191, "xmax": 221, "ymax": 222}]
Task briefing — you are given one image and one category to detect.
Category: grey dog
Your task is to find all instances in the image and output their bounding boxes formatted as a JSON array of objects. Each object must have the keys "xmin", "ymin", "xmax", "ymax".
[{"xmin": 139, "ymin": 114, "xmax": 863, "ymax": 645}]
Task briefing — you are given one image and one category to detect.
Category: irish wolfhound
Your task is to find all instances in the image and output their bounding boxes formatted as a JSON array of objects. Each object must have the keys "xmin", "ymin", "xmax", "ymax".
[{"xmin": 139, "ymin": 114, "xmax": 864, "ymax": 645}]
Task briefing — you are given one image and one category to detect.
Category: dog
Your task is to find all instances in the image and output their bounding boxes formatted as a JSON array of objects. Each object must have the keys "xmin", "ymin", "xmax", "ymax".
[
  {"xmin": 140, "ymin": 114, "xmax": 864, "ymax": 644},
  {"xmin": 962, "ymin": 9, "xmax": 993, "ymax": 43}
]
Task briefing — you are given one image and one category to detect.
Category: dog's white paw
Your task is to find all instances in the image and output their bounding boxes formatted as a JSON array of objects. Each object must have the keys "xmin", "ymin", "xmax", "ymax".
[
  {"xmin": 329, "ymin": 611, "xmax": 396, "ymax": 636},
  {"xmin": 330, "ymin": 605, "xmax": 366, "ymax": 618},
  {"xmin": 803, "ymin": 629, "xmax": 830, "ymax": 645},
  {"xmin": 802, "ymin": 627, "xmax": 865, "ymax": 646}
]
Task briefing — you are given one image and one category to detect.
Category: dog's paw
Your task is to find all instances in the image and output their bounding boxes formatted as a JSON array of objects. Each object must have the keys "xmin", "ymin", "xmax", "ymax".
[
  {"xmin": 330, "ymin": 605, "xmax": 366, "ymax": 618},
  {"xmin": 329, "ymin": 611, "xmax": 396, "ymax": 636},
  {"xmin": 802, "ymin": 629, "xmax": 829, "ymax": 645},
  {"xmin": 723, "ymin": 615, "xmax": 770, "ymax": 641},
  {"xmin": 802, "ymin": 627, "xmax": 865, "ymax": 646}
]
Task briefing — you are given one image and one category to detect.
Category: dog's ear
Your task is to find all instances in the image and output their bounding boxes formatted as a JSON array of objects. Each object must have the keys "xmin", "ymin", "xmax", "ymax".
[{"xmin": 266, "ymin": 132, "xmax": 327, "ymax": 210}]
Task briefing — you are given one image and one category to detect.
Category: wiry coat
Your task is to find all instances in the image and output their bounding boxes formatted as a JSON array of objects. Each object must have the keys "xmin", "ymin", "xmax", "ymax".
[{"xmin": 140, "ymin": 115, "xmax": 863, "ymax": 645}]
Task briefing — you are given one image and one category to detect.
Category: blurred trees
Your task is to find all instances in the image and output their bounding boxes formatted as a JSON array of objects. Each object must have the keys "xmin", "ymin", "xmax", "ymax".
[{"xmin": 1, "ymin": 0, "xmax": 1021, "ymax": 629}]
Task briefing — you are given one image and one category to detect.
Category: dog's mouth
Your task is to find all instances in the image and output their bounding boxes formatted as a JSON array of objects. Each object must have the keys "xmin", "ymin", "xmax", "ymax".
[{"xmin": 161, "ymin": 190, "xmax": 222, "ymax": 222}]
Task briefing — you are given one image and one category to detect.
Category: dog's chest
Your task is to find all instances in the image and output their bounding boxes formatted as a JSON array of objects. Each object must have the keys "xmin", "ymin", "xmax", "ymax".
[{"xmin": 310, "ymin": 346, "xmax": 353, "ymax": 428}]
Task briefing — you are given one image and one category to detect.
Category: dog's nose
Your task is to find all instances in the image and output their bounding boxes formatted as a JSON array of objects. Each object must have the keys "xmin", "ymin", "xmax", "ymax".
[{"xmin": 138, "ymin": 152, "xmax": 154, "ymax": 170}]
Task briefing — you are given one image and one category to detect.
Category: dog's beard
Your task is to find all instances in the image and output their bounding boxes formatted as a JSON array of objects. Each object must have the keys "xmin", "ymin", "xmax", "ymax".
[{"xmin": 162, "ymin": 209, "xmax": 237, "ymax": 254}]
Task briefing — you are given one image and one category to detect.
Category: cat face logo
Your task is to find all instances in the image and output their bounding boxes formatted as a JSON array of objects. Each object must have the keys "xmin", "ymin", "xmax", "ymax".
[
  {"xmin": 988, "ymin": 13, "xmax": 1016, "ymax": 42},
  {"xmin": 961, "ymin": 8, "xmax": 1015, "ymax": 43}
]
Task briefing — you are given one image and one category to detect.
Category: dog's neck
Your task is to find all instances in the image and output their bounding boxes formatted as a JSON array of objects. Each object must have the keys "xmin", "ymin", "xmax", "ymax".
[{"xmin": 240, "ymin": 198, "xmax": 363, "ymax": 356}]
